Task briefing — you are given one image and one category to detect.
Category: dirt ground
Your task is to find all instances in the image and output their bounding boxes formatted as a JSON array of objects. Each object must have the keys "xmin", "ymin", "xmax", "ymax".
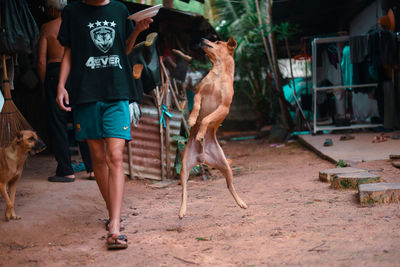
[{"xmin": 0, "ymin": 138, "xmax": 399, "ymax": 266}]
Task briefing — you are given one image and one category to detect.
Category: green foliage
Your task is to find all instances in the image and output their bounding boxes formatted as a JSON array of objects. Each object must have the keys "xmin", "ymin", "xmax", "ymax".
[
  {"xmin": 211, "ymin": 1, "xmax": 301, "ymax": 127},
  {"xmin": 336, "ymin": 160, "xmax": 348, "ymax": 168},
  {"xmin": 274, "ymin": 22, "xmax": 300, "ymax": 41},
  {"xmin": 190, "ymin": 59, "xmax": 212, "ymax": 71},
  {"xmin": 212, "ymin": 0, "xmax": 275, "ymax": 126}
]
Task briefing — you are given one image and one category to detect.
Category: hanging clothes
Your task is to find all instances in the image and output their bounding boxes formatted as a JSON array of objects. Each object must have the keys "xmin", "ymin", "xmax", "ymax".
[
  {"xmin": 341, "ymin": 46, "xmax": 353, "ymax": 87},
  {"xmin": 0, "ymin": 0, "xmax": 39, "ymax": 54},
  {"xmin": 341, "ymin": 45, "xmax": 380, "ymax": 122},
  {"xmin": 349, "ymin": 35, "xmax": 369, "ymax": 64},
  {"xmin": 316, "ymin": 46, "xmax": 341, "ymax": 85}
]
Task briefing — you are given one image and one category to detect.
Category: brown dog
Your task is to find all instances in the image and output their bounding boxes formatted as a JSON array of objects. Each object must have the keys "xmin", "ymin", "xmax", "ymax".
[
  {"xmin": 0, "ymin": 130, "xmax": 45, "ymax": 221},
  {"xmin": 179, "ymin": 37, "xmax": 248, "ymax": 218}
]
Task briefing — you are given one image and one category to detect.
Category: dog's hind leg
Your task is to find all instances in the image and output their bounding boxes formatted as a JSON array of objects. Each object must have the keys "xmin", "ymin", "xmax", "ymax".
[
  {"xmin": 0, "ymin": 182, "xmax": 13, "ymax": 221},
  {"xmin": 179, "ymin": 138, "xmax": 202, "ymax": 219},
  {"xmin": 204, "ymin": 132, "xmax": 247, "ymax": 209},
  {"xmin": 8, "ymin": 176, "xmax": 21, "ymax": 220}
]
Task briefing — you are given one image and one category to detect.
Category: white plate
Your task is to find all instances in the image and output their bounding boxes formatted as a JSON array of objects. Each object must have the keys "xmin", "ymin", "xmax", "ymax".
[{"xmin": 128, "ymin": 4, "xmax": 162, "ymax": 22}]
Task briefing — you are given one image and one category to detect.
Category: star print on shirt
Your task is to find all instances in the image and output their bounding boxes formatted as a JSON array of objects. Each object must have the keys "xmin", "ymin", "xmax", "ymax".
[
  {"xmin": 103, "ymin": 20, "xmax": 109, "ymax": 26},
  {"xmin": 110, "ymin": 21, "xmax": 116, "ymax": 27},
  {"xmin": 88, "ymin": 22, "xmax": 94, "ymax": 29},
  {"xmin": 95, "ymin": 21, "xmax": 102, "ymax": 27}
]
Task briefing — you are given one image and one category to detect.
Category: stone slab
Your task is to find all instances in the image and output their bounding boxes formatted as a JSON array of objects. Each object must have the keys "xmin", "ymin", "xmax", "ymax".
[
  {"xmin": 359, "ymin": 183, "xmax": 400, "ymax": 205},
  {"xmin": 299, "ymin": 132, "xmax": 400, "ymax": 163},
  {"xmin": 392, "ymin": 162, "xmax": 400, "ymax": 168},
  {"xmin": 331, "ymin": 172, "xmax": 380, "ymax": 190},
  {"xmin": 319, "ymin": 167, "xmax": 367, "ymax": 182}
]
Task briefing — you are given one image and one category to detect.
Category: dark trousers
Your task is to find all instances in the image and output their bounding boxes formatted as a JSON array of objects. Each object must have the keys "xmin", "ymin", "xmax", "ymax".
[{"xmin": 45, "ymin": 62, "xmax": 93, "ymax": 176}]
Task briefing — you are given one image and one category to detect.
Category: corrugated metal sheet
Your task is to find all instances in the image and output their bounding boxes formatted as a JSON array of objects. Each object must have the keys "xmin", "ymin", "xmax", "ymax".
[{"xmin": 123, "ymin": 105, "xmax": 183, "ymax": 180}]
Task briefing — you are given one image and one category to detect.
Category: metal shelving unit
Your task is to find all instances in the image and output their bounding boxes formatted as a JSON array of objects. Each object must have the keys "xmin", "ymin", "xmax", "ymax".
[{"xmin": 311, "ymin": 36, "xmax": 382, "ymax": 133}]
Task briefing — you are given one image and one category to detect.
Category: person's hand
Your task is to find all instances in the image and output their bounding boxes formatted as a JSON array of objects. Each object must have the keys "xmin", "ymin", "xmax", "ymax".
[
  {"xmin": 56, "ymin": 86, "xmax": 71, "ymax": 112},
  {"xmin": 134, "ymin": 18, "xmax": 153, "ymax": 34}
]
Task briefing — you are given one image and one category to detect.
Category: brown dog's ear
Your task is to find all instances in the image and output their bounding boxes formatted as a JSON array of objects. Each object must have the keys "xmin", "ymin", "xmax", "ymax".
[
  {"xmin": 227, "ymin": 36, "xmax": 237, "ymax": 55},
  {"xmin": 16, "ymin": 131, "xmax": 23, "ymax": 143}
]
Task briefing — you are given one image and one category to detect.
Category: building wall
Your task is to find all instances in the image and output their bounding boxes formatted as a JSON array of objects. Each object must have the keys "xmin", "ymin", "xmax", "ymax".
[{"xmin": 349, "ymin": 0, "xmax": 383, "ymax": 35}]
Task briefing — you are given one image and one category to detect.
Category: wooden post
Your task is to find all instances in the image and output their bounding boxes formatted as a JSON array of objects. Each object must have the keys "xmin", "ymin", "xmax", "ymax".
[
  {"xmin": 153, "ymin": 86, "xmax": 165, "ymax": 180},
  {"xmin": 169, "ymin": 80, "xmax": 190, "ymax": 136},
  {"xmin": 165, "ymin": 78, "xmax": 171, "ymax": 180}
]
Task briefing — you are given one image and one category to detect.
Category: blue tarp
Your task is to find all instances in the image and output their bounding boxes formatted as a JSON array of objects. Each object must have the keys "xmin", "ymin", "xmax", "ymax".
[{"xmin": 283, "ymin": 78, "xmax": 313, "ymax": 121}]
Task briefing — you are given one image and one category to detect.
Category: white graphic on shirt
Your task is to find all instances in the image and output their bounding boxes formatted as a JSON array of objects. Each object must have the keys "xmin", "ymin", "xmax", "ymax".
[
  {"xmin": 88, "ymin": 20, "xmax": 116, "ymax": 53},
  {"xmin": 86, "ymin": 55, "xmax": 122, "ymax": 69},
  {"xmin": 85, "ymin": 20, "xmax": 122, "ymax": 70}
]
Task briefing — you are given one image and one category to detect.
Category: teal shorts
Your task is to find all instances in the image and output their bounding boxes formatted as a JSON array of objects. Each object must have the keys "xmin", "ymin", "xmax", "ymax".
[{"xmin": 73, "ymin": 100, "xmax": 131, "ymax": 141}]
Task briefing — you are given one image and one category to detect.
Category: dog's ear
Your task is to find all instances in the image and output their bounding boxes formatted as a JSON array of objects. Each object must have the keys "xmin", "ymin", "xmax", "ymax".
[
  {"xmin": 227, "ymin": 36, "xmax": 237, "ymax": 55},
  {"xmin": 16, "ymin": 131, "xmax": 23, "ymax": 143}
]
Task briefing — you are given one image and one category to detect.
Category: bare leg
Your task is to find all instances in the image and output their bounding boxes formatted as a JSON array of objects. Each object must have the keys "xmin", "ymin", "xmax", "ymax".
[
  {"xmin": 204, "ymin": 132, "xmax": 247, "ymax": 209},
  {"xmin": 179, "ymin": 138, "xmax": 201, "ymax": 219},
  {"xmin": 8, "ymin": 177, "xmax": 21, "ymax": 220},
  {"xmin": 87, "ymin": 139, "xmax": 110, "ymax": 210},
  {"xmin": 104, "ymin": 137, "xmax": 126, "ymax": 244},
  {"xmin": 0, "ymin": 182, "xmax": 13, "ymax": 221}
]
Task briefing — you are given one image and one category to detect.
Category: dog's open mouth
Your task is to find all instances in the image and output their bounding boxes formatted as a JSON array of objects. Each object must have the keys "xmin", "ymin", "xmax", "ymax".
[{"xmin": 202, "ymin": 43, "xmax": 213, "ymax": 48}]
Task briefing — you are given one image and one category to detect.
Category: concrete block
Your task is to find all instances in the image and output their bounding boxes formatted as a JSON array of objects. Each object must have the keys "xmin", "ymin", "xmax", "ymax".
[
  {"xmin": 331, "ymin": 172, "xmax": 380, "ymax": 190},
  {"xmin": 359, "ymin": 183, "xmax": 400, "ymax": 206},
  {"xmin": 389, "ymin": 154, "xmax": 400, "ymax": 160},
  {"xmin": 319, "ymin": 167, "xmax": 367, "ymax": 182}
]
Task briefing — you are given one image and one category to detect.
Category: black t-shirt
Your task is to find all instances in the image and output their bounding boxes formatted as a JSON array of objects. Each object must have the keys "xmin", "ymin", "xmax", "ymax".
[{"xmin": 58, "ymin": 0, "xmax": 138, "ymax": 106}]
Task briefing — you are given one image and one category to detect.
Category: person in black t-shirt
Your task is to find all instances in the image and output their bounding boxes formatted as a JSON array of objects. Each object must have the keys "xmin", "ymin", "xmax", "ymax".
[{"xmin": 56, "ymin": 0, "xmax": 152, "ymax": 250}]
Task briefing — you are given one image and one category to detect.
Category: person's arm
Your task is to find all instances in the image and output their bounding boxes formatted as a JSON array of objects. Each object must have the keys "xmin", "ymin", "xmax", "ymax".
[
  {"xmin": 56, "ymin": 47, "xmax": 71, "ymax": 112},
  {"xmin": 126, "ymin": 18, "xmax": 153, "ymax": 55},
  {"xmin": 37, "ymin": 25, "xmax": 48, "ymax": 98}
]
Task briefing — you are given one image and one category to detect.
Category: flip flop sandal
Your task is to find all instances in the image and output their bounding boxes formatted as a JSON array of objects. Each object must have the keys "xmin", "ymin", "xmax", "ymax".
[
  {"xmin": 339, "ymin": 134, "xmax": 355, "ymax": 141},
  {"xmin": 107, "ymin": 234, "xmax": 128, "ymax": 250},
  {"xmin": 105, "ymin": 218, "xmax": 125, "ymax": 231},
  {"xmin": 323, "ymin": 138, "xmax": 333, "ymax": 147},
  {"xmin": 48, "ymin": 176, "xmax": 75, "ymax": 182},
  {"xmin": 372, "ymin": 135, "xmax": 388, "ymax": 143},
  {"xmin": 391, "ymin": 133, "xmax": 400, "ymax": 139}
]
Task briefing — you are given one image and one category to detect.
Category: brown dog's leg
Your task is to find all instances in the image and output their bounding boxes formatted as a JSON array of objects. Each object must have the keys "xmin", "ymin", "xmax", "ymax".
[
  {"xmin": 196, "ymin": 106, "xmax": 229, "ymax": 141},
  {"xmin": 8, "ymin": 177, "xmax": 21, "ymax": 220},
  {"xmin": 204, "ymin": 132, "xmax": 248, "ymax": 209},
  {"xmin": 188, "ymin": 93, "xmax": 201, "ymax": 127},
  {"xmin": 179, "ymin": 138, "xmax": 202, "ymax": 219},
  {"xmin": 0, "ymin": 182, "xmax": 13, "ymax": 221}
]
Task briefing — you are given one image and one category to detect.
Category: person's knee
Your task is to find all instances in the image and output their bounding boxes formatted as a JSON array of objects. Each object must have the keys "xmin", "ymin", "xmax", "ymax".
[{"xmin": 105, "ymin": 150, "xmax": 123, "ymax": 167}]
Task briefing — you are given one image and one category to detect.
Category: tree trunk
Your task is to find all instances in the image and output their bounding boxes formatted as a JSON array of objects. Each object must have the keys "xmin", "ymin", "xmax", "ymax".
[
  {"xmin": 265, "ymin": 0, "xmax": 294, "ymax": 129},
  {"xmin": 163, "ymin": 0, "xmax": 173, "ymax": 8}
]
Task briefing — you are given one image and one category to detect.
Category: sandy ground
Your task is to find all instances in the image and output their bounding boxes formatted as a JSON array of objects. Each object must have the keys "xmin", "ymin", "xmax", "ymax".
[{"xmin": 0, "ymin": 138, "xmax": 399, "ymax": 266}]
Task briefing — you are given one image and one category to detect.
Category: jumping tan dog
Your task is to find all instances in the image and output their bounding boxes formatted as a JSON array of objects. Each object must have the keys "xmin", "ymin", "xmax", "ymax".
[
  {"xmin": 179, "ymin": 37, "xmax": 248, "ymax": 219},
  {"xmin": 0, "ymin": 130, "xmax": 45, "ymax": 221}
]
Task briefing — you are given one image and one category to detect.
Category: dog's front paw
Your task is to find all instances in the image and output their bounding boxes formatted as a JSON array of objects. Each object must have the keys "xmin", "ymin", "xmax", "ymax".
[
  {"xmin": 195, "ymin": 132, "xmax": 205, "ymax": 142},
  {"xmin": 188, "ymin": 117, "xmax": 196, "ymax": 127}
]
